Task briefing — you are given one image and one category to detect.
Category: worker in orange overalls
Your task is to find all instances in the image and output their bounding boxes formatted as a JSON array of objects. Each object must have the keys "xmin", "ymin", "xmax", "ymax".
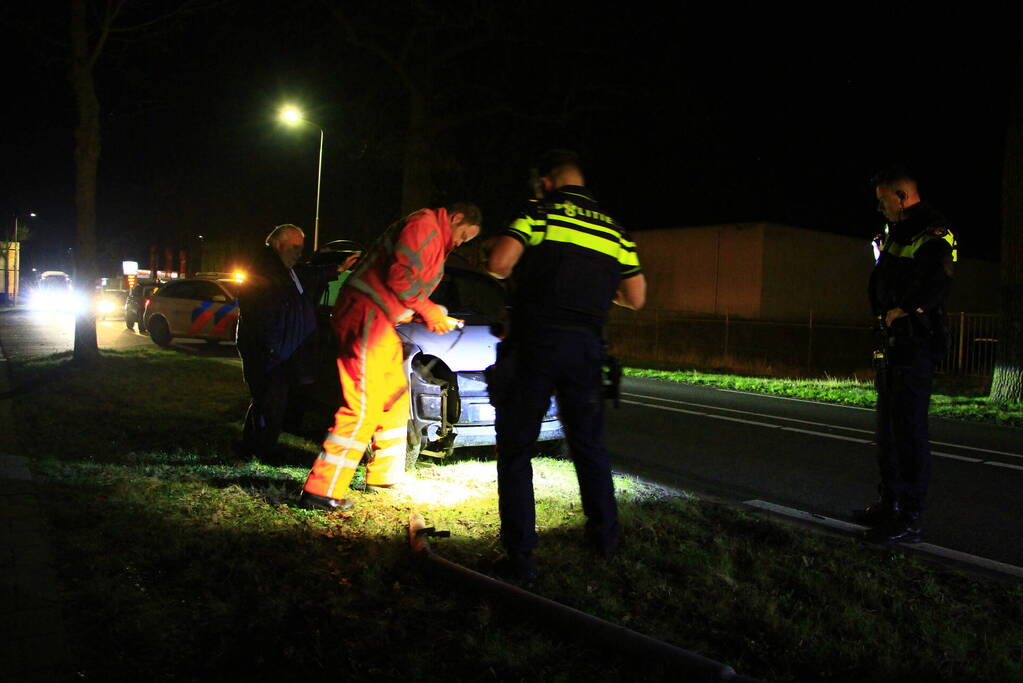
[{"xmin": 299, "ymin": 202, "xmax": 482, "ymax": 511}]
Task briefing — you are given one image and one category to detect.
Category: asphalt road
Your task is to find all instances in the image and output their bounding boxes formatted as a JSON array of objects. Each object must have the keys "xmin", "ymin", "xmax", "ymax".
[
  {"xmin": 607, "ymin": 376, "xmax": 1023, "ymax": 567},
  {"xmin": 4, "ymin": 307, "xmax": 1022, "ymax": 568},
  {"xmin": 0, "ymin": 308, "xmax": 239, "ymax": 360}
]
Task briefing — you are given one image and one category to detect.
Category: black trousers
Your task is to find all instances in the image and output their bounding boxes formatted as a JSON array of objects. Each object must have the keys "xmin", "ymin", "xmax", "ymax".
[
  {"xmin": 494, "ymin": 328, "xmax": 619, "ymax": 555},
  {"xmin": 242, "ymin": 354, "xmax": 299, "ymax": 459},
  {"xmin": 875, "ymin": 340, "xmax": 934, "ymax": 513}
]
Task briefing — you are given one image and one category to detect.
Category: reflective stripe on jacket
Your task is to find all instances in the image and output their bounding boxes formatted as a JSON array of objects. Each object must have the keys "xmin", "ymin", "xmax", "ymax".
[{"xmin": 340, "ymin": 208, "xmax": 454, "ymax": 323}]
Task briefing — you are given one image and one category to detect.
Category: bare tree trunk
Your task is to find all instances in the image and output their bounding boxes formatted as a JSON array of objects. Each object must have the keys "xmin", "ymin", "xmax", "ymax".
[
  {"xmin": 400, "ymin": 79, "xmax": 432, "ymax": 215},
  {"xmin": 990, "ymin": 50, "xmax": 1023, "ymax": 403},
  {"xmin": 69, "ymin": 0, "xmax": 100, "ymax": 363}
]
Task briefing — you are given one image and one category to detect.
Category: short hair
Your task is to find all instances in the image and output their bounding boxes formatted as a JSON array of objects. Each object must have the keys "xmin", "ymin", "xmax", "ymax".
[
  {"xmin": 536, "ymin": 148, "xmax": 582, "ymax": 178},
  {"xmin": 266, "ymin": 223, "xmax": 304, "ymax": 247},
  {"xmin": 871, "ymin": 164, "xmax": 917, "ymax": 189},
  {"xmin": 447, "ymin": 201, "xmax": 482, "ymax": 227}
]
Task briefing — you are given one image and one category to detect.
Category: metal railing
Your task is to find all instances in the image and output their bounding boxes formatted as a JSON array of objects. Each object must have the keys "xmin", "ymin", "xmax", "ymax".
[
  {"xmin": 608, "ymin": 310, "xmax": 999, "ymax": 377},
  {"xmin": 939, "ymin": 312, "xmax": 999, "ymax": 377}
]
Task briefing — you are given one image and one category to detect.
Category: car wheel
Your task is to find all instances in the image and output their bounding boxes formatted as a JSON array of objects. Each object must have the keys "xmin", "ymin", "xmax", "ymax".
[
  {"xmin": 148, "ymin": 317, "xmax": 172, "ymax": 347},
  {"xmin": 406, "ymin": 420, "xmax": 422, "ymax": 470},
  {"xmin": 125, "ymin": 318, "xmax": 135, "ymax": 331}
]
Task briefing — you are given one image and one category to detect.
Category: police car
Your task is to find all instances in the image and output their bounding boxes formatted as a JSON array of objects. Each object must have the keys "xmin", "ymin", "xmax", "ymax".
[
  {"xmin": 142, "ymin": 273, "xmax": 243, "ymax": 346},
  {"xmin": 397, "ymin": 266, "xmax": 563, "ymax": 466}
]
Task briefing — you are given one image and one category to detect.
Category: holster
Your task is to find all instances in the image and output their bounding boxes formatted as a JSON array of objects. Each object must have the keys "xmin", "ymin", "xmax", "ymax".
[{"xmin": 485, "ymin": 342, "xmax": 518, "ymax": 408}]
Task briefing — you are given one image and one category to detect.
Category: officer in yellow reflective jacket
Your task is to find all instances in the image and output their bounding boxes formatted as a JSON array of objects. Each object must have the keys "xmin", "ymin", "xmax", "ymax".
[
  {"xmin": 487, "ymin": 149, "xmax": 646, "ymax": 580},
  {"xmin": 854, "ymin": 166, "xmax": 956, "ymax": 544}
]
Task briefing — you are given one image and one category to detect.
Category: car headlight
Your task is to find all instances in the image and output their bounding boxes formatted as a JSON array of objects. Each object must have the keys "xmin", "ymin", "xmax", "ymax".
[{"xmin": 96, "ymin": 299, "xmax": 116, "ymax": 314}]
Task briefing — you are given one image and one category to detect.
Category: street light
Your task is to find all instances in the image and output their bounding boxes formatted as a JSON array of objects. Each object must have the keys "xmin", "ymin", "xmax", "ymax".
[
  {"xmin": 10, "ymin": 211, "xmax": 36, "ymax": 242},
  {"xmin": 278, "ymin": 105, "xmax": 325, "ymax": 251}
]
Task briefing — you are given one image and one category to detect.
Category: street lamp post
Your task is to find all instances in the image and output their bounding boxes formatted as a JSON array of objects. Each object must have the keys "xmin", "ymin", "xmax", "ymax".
[{"xmin": 279, "ymin": 105, "xmax": 325, "ymax": 251}]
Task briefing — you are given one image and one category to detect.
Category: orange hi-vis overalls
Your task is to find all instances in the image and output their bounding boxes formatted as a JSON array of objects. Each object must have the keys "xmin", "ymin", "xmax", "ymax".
[{"xmin": 302, "ymin": 208, "xmax": 456, "ymax": 500}]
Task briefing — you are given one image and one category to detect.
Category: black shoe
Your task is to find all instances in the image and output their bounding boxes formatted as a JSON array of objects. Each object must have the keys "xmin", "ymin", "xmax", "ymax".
[
  {"xmin": 865, "ymin": 512, "xmax": 923, "ymax": 544},
  {"xmin": 298, "ymin": 491, "xmax": 354, "ymax": 512},
  {"xmin": 851, "ymin": 499, "xmax": 900, "ymax": 528},
  {"xmin": 493, "ymin": 553, "xmax": 539, "ymax": 582}
]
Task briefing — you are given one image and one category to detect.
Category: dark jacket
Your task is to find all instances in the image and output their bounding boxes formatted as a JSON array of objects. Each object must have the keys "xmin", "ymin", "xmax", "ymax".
[
  {"xmin": 237, "ymin": 245, "xmax": 333, "ymax": 373},
  {"xmin": 869, "ymin": 202, "xmax": 955, "ymax": 346}
]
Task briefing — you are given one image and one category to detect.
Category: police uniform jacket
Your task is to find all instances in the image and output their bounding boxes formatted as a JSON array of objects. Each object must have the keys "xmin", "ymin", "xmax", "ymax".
[
  {"xmin": 503, "ymin": 186, "xmax": 641, "ymax": 336},
  {"xmin": 868, "ymin": 201, "xmax": 956, "ymax": 342}
]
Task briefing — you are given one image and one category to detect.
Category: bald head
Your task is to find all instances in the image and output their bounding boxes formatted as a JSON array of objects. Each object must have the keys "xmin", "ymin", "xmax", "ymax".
[{"xmin": 266, "ymin": 224, "xmax": 305, "ymax": 268}]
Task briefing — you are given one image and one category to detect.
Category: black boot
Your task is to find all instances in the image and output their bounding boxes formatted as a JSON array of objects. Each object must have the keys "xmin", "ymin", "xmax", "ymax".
[
  {"xmin": 866, "ymin": 510, "xmax": 923, "ymax": 544},
  {"xmin": 298, "ymin": 491, "xmax": 354, "ymax": 512},
  {"xmin": 851, "ymin": 498, "xmax": 900, "ymax": 528}
]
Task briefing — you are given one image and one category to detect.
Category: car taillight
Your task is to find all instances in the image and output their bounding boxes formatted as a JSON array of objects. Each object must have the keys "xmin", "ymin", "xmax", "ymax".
[{"xmin": 144, "ymin": 298, "xmax": 152, "ymax": 309}]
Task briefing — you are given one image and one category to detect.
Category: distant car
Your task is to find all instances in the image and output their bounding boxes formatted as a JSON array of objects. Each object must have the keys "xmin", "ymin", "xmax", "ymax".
[
  {"xmin": 124, "ymin": 279, "xmax": 162, "ymax": 332},
  {"xmin": 26, "ymin": 271, "xmax": 82, "ymax": 313},
  {"xmin": 397, "ymin": 266, "xmax": 563, "ymax": 467},
  {"xmin": 93, "ymin": 287, "xmax": 128, "ymax": 320},
  {"xmin": 142, "ymin": 276, "xmax": 243, "ymax": 347}
]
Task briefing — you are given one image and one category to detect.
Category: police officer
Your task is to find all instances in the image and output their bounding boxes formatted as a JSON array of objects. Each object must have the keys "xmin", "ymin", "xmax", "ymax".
[
  {"xmin": 854, "ymin": 166, "xmax": 956, "ymax": 544},
  {"xmin": 486, "ymin": 150, "xmax": 645, "ymax": 580}
]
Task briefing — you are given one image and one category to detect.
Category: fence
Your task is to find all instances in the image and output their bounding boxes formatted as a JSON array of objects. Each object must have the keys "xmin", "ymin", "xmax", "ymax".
[{"xmin": 607, "ymin": 310, "xmax": 998, "ymax": 378}]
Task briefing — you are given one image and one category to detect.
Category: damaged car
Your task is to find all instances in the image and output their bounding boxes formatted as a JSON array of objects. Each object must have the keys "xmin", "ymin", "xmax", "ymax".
[{"xmin": 398, "ymin": 266, "xmax": 563, "ymax": 467}]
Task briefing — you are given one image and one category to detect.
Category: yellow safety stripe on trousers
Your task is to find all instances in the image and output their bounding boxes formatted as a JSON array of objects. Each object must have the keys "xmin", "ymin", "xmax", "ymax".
[
  {"xmin": 326, "ymin": 307, "xmax": 373, "ymax": 498},
  {"xmin": 317, "ymin": 450, "xmax": 364, "ymax": 470},
  {"xmin": 371, "ymin": 443, "xmax": 406, "ymax": 460},
  {"xmin": 325, "ymin": 432, "xmax": 368, "ymax": 451},
  {"xmin": 374, "ymin": 426, "xmax": 407, "ymax": 442}
]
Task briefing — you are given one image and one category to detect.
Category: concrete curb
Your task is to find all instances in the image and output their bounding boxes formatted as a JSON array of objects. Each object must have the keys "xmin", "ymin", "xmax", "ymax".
[{"xmin": 0, "ymin": 351, "xmax": 72, "ymax": 681}]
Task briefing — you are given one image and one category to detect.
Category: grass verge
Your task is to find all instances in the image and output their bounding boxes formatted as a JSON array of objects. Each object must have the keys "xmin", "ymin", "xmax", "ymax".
[
  {"xmin": 625, "ymin": 367, "xmax": 1023, "ymax": 427},
  {"xmin": 8, "ymin": 348, "xmax": 1023, "ymax": 681}
]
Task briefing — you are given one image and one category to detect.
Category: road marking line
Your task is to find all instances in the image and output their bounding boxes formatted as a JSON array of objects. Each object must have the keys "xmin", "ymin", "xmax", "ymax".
[
  {"xmin": 622, "ymin": 391, "xmax": 874, "ymax": 435},
  {"xmin": 933, "ymin": 451, "xmax": 983, "ymax": 463},
  {"xmin": 623, "ymin": 391, "xmax": 1023, "ymax": 460},
  {"xmin": 779, "ymin": 427, "xmax": 871, "ymax": 444},
  {"xmin": 930, "ymin": 440, "xmax": 1023, "ymax": 460},
  {"xmin": 744, "ymin": 499, "xmax": 1023, "ymax": 581},
  {"xmin": 985, "ymin": 461, "xmax": 1023, "ymax": 472},
  {"xmin": 712, "ymin": 387, "xmax": 875, "ymax": 411}
]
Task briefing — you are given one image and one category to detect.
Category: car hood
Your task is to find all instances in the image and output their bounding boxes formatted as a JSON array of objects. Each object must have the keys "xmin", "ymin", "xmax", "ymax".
[{"xmin": 397, "ymin": 322, "xmax": 498, "ymax": 372}]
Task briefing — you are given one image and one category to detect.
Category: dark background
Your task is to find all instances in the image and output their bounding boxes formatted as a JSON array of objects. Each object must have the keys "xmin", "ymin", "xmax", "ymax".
[{"xmin": 2, "ymin": 2, "xmax": 1015, "ymax": 277}]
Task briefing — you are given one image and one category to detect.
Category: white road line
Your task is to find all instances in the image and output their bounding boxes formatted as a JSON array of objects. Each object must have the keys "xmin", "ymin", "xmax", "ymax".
[
  {"xmin": 622, "ymin": 391, "xmax": 874, "ymax": 435},
  {"xmin": 779, "ymin": 427, "xmax": 871, "ymax": 444},
  {"xmin": 711, "ymin": 387, "xmax": 875, "ymax": 411},
  {"xmin": 933, "ymin": 451, "xmax": 983, "ymax": 463},
  {"xmin": 622, "ymin": 391, "xmax": 1023, "ymax": 461},
  {"xmin": 985, "ymin": 461, "xmax": 1023, "ymax": 472},
  {"xmin": 930, "ymin": 440, "xmax": 1023, "ymax": 460}
]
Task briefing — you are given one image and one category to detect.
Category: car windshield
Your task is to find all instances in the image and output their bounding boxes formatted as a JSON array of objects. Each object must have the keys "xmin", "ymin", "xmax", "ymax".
[
  {"xmin": 39, "ymin": 278, "xmax": 70, "ymax": 291},
  {"xmin": 429, "ymin": 268, "xmax": 506, "ymax": 325},
  {"xmin": 218, "ymin": 281, "xmax": 242, "ymax": 297}
]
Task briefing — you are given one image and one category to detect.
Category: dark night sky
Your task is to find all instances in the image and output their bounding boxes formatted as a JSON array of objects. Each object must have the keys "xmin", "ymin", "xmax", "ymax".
[{"xmin": 3, "ymin": 3, "xmax": 1016, "ymax": 276}]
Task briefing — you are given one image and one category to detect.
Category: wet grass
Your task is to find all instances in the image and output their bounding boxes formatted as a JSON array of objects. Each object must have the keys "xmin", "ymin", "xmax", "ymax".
[
  {"xmin": 8, "ymin": 349, "xmax": 1023, "ymax": 681},
  {"xmin": 625, "ymin": 367, "xmax": 1023, "ymax": 427}
]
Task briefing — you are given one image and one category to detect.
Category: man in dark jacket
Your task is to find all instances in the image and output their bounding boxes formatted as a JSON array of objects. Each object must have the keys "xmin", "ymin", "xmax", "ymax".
[
  {"xmin": 854, "ymin": 167, "xmax": 956, "ymax": 544},
  {"xmin": 237, "ymin": 224, "xmax": 339, "ymax": 459}
]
